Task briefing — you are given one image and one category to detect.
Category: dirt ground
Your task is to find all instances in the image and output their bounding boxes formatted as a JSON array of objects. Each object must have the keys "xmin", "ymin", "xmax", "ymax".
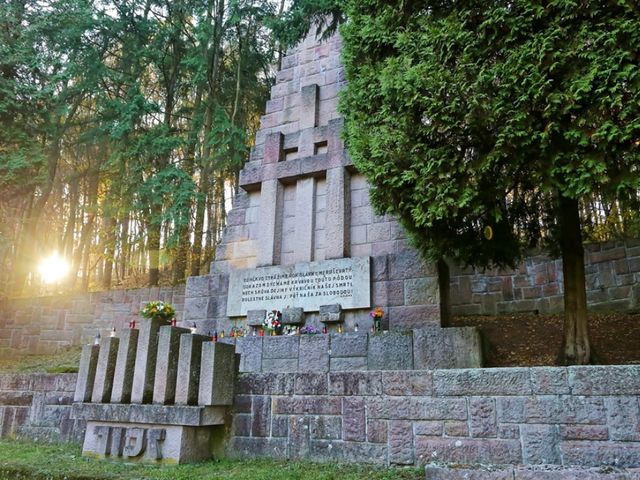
[{"xmin": 451, "ymin": 312, "xmax": 640, "ymax": 367}]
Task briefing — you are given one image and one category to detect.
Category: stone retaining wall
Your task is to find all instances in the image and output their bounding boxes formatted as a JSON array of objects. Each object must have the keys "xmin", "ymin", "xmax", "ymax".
[
  {"xmin": 0, "ymin": 286, "xmax": 184, "ymax": 355},
  {"xmin": 450, "ymin": 240, "xmax": 640, "ymax": 316},
  {"xmin": 0, "ymin": 373, "xmax": 83, "ymax": 442},
  {"xmin": 2, "ymin": 366, "xmax": 640, "ymax": 471},
  {"xmin": 229, "ymin": 365, "xmax": 640, "ymax": 469}
]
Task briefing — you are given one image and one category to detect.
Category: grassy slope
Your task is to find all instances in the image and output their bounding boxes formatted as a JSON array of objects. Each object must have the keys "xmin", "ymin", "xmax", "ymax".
[
  {"xmin": 0, "ymin": 346, "xmax": 82, "ymax": 374},
  {"xmin": 0, "ymin": 440, "xmax": 423, "ymax": 480}
]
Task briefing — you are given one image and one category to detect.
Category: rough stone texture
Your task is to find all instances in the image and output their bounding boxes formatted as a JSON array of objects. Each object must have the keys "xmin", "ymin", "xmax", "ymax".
[
  {"xmin": 111, "ymin": 329, "xmax": 139, "ymax": 404},
  {"xmin": 226, "ymin": 365, "xmax": 640, "ymax": 469},
  {"xmin": 263, "ymin": 336, "xmax": 299, "ymax": 360},
  {"xmin": 470, "ymin": 397, "xmax": 497, "ymax": 438},
  {"xmin": 236, "ymin": 336, "xmax": 263, "ymax": 373},
  {"xmin": 5, "ymin": 362, "xmax": 640, "ymax": 472},
  {"xmin": 153, "ymin": 326, "xmax": 190, "ymax": 405},
  {"xmin": 175, "ymin": 333, "xmax": 210, "ymax": 406},
  {"xmin": 426, "ymin": 465, "xmax": 640, "ymax": 479},
  {"xmin": 74, "ymin": 345, "xmax": 99, "ymax": 403},
  {"xmin": 71, "ymin": 403, "xmax": 226, "ymax": 426},
  {"xmin": 298, "ymin": 335, "xmax": 329, "ymax": 373},
  {"xmin": 413, "ymin": 327, "xmax": 482, "ymax": 369},
  {"xmin": 91, "ymin": 337, "xmax": 119, "ymax": 404},
  {"xmin": 331, "ymin": 332, "xmax": 367, "ymax": 357},
  {"xmin": 367, "ymin": 333, "xmax": 413, "ymax": 370},
  {"xmin": 569, "ymin": 365, "xmax": 640, "ymax": 395},
  {"xmin": 0, "ymin": 285, "xmax": 184, "ymax": 355},
  {"xmin": 246, "ymin": 310, "xmax": 266, "ymax": 327},
  {"xmin": 319, "ymin": 304, "xmax": 344, "ymax": 323},
  {"xmin": 434, "ymin": 369, "xmax": 532, "ymax": 396},
  {"xmin": 343, "ymin": 397, "xmax": 365, "ymax": 441},
  {"xmin": 233, "ymin": 330, "xmax": 481, "ymax": 374},
  {"xmin": 80, "ymin": 421, "xmax": 216, "ymax": 464},
  {"xmin": 282, "ymin": 307, "xmax": 304, "ymax": 325},
  {"xmin": 198, "ymin": 342, "xmax": 237, "ymax": 406},
  {"xmin": 389, "ymin": 420, "xmax": 414, "ymax": 464},
  {"xmin": 521, "ymin": 424, "xmax": 561, "ymax": 464},
  {"xmin": 131, "ymin": 318, "xmax": 164, "ymax": 404},
  {"xmin": 450, "ymin": 240, "xmax": 640, "ymax": 316},
  {"xmin": 1, "ymin": 373, "xmax": 82, "ymax": 442}
]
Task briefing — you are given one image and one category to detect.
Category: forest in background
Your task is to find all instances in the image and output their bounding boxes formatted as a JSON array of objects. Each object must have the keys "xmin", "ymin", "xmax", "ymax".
[
  {"xmin": 1, "ymin": 0, "xmax": 288, "ymax": 298},
  {"xmin": 2, "ymin": 0, "xmax": 638, "ymax": 302}
]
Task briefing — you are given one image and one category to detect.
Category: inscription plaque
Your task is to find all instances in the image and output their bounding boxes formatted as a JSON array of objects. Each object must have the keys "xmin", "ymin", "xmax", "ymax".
[{"xmin": 227, "ymin": 257, "xmax": 371, "ymax": 317}]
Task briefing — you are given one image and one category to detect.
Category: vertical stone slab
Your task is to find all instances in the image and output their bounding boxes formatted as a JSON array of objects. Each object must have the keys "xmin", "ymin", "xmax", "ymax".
[
  {"xmin": 325, "ymin": 167, "xmax": 350, "ymax": 259},
  {"xmin": 236, "ymin": 336, "xmax": 263, "ymax": 373},
  {"xmin": 131, "ymin": 318, "xmax": 164, "ymax": 404},
  {"xmin": 175, "ymin": 333, "xmax": 210, "ymax": 406},
  {"xmin": 91, "ymin": 337, "xmax": 120, "ymax": 403},
  {"xmin": 74, "ymin": 345, "xmax": 99, "ymax": 403},
  {"xmin": 198, "ymin": 342, "xmax": 237, "ymax": 406},
  {"xmin": 263, "ymin": 132, "xmax": 284, "ymax": 165},
  {"xmin": 256, "ymin": 179, "xmax": 284, "ymax": 267},
  {"xmin": 153, "ymin": 326, "xmax": 190, "ymax": 405},
  {"xmin": 300, "ymin": 84, "xmax": 319, "ymax": 130},
  {"xmin": 110, "ymin": 329, "xmax": 139, "ymax": 404},
  {"xmin": 293, "ymin": 177, "xmax": 316, "ymax": 263}
]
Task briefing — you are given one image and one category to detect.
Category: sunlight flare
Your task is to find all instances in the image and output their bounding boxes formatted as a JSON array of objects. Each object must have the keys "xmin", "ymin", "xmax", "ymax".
[{"xmin": 38, "ymin": 254, "xmax": 70, "ymax": 284}]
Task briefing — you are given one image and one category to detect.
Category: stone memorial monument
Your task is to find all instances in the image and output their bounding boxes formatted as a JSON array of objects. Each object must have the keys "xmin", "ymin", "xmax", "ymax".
[
  {"xmin": 183, "ymin": 31, "xmax": 481, "ymax": 370},
  {"xmin": 71, "ymin": 320, "xmax": 238, "ymax": 463}
]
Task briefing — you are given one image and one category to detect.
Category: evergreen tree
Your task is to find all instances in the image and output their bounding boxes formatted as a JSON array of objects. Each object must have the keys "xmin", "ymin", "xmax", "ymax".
[{"xmin": 341, "ymin": 0, "xmax": 640, "ymax": 364}]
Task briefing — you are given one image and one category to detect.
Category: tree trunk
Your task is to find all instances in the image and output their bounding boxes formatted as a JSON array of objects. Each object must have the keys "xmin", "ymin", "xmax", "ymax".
[
  {"xmin": 558, "ymin": 194, "xmax": 591, "ymax": 365},
  {"xmin": 102, "ymin": 215, "xmax": 117, "ymax": 289},
  {"xmin": 437, "ymin": 257, "xmax": 451, "ymax": 327},
  {"xmin": 62, "ymin": 179, "xmax": 78, "ymax": 260},
  {"xmin": 147, "ymin": 208, "xmax": 161, "ymax": 286}
]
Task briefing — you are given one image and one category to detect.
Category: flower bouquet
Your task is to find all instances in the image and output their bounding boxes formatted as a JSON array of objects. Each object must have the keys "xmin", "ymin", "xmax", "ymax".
[
  {"xmin": 300, "ymin": 325, "xmax": 321, "ymax": 335},
  {"xmin": 140, "ymin": 301, "xmax": 176, "ymax": 324},
  {"xmin": 370, "ymin": 307, "xmax": 384, "ymax": 332},
  {"xmin": 262, "ymin": 309, "xmax": 282, "ymax": 335},
  {"xmin": 282, "ymin": 325, "xmax": 298, "ymax": 336}
]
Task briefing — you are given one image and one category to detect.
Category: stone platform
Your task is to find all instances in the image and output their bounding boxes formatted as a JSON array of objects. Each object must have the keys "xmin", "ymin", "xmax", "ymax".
[{"xmin": 231, "ymin": 327, "xmax": 482, "ymax": 373}]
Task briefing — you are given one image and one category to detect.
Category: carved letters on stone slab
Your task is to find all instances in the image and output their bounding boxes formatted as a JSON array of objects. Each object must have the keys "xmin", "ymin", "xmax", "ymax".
[
  {"xmin": 227, "ymin": 257, "xmax": 371, "ymax": 316},
  {"xmin": 89, "ymin": 425, "xmax": 166, "ymax": 461}
]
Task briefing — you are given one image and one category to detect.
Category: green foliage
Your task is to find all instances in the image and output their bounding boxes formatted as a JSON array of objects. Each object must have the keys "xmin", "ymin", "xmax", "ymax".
[
  {"xmin": 271, "ymin": 0, "xmax": 345, "ymax": 49},
  {"xmin": 206, "ymin": 106, "xmax": 249, "ymax": 172},
  {"xmin": 0, "ymin": 0, "xmax": 281, "ymax": 294},
  {"xmin": 0, "ymin": 440, "xmax": 423, "ymax": 480},
  {"xmin": 341, "ymin": 0, "xmax": 640, "ymax": 268}
]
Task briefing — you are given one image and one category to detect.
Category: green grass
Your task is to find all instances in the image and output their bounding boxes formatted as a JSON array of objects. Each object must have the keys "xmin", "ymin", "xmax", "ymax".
[
  {"xmin": 0, "ymin": 440, "xmax": 424, "ymax": 480},
  {"xmin": 0, "ymin": 346, "xmax": 82, "ymax": 374}
]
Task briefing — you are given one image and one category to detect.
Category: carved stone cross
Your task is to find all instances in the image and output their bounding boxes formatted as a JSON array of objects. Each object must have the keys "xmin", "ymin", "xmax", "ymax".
[{"xmin": 239, "ymin": 83, "xmax": 351, "ymax": 267}]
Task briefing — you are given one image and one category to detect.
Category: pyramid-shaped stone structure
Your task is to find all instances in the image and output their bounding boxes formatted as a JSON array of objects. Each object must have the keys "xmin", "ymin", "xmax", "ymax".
[{"xmin": 183, "ymin": 32, "xmax": 480, "ymax": 370}]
